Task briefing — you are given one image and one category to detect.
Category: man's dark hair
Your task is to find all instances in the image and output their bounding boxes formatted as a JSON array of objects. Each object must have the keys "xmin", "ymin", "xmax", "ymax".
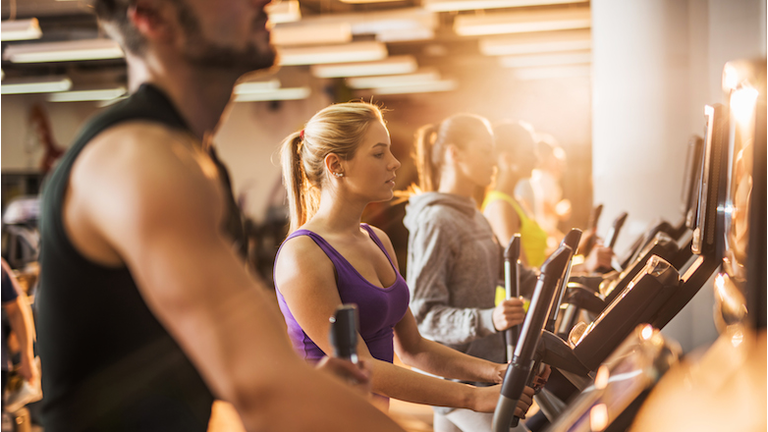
[{"xmin": 93, "ymin": 0, "xmax": 147, "ymax": 55}]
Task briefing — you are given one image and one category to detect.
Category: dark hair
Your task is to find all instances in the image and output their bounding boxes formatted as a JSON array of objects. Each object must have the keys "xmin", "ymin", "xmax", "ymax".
[
  {"xmin": 94, "ymin": 0, "xmax": 146, "ymax": 55},
  {"xmin": 412, "ymin": 113, "xmax": 492, "ymax": 192}
]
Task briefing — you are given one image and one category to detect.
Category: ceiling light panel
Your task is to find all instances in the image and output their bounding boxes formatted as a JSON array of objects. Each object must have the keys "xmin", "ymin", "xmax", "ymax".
[
  {"xmin": 366, "ymin": 79, "xmax": 457, "ymax": 95},
  {"xmin": 278, "ymin": 41, "xmax": 388, "ymax": 66},
  {"xmin": 454, "ymin": 7, "xmax": 591, "ymax": 36},
  {"xmin": 234, "ymin": 87, "xmax": 311, "ymax": 102},
  {"xmin": 311, "ymin": 55, "xmax": 418, "ymax": 78},
  {"xmin": 1, "ymin": 76, "xmax": 72, "ymax": 94},
  {"xmin": 3, "ymin": 39, "xmax": 124, "ymax": 63},
  {"xmin": 266, "ymin": 0, "xmax": 301, "ymax": 24},
  {"xmin": 1, "ymin": 18, "xmax": 42, "ymax": 41},
  {"xmin": 271, "ymin": 22, "xmax": 352, "ymax": 46},
  {"xmin": 47, "ymin": 87, "xmax": 127, "ymax": 102},
  {"xmin": 499, "ymin": 50, "xmax": 591, "ymax": 68},
  {"xmin": 346, "ymin": 69, "xmax": 442, "ymax": 89},
  {"xmin": 424, "ymin": 0, "xmax": 587, "ymax": 12},
  {"xmin": 480, "ymin": 29, "xmax": 591, "ymax": 56}
]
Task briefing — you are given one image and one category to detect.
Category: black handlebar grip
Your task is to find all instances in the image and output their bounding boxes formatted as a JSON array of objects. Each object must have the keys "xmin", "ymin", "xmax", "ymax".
[{"xmin": 329, "ymin": 304, "xmax": 359, "ymax": 364}]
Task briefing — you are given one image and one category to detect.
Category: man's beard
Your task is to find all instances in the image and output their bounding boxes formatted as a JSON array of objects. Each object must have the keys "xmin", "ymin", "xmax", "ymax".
[{"xmin": 175, "ymin": 1, "xmax": 277, "ymax": 74}]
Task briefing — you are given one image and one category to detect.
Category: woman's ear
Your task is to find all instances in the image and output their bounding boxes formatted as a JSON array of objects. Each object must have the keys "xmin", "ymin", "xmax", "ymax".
[
  {"xmin": 444, "ymin": 143, "xmax": 460, "ymax": 164},
  {"xmin": 324, "ymin": 153, "xmax": 344, "ymax": 178},
  {"xmin": 128, "ymin": 0, "xmax": 174, "ymax": 43}
]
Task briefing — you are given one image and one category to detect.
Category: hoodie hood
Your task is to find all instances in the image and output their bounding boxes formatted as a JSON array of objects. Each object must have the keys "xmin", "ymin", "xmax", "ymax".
[{"xmin": 403, "ymin": 192, "xmax": 477, "ymax": 231}]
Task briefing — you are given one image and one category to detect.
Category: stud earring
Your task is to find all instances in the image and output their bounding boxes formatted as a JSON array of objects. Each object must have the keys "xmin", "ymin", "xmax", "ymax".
[{"xmin": 333, "ymin": 172, "xmax": 344, "ymax": 178}]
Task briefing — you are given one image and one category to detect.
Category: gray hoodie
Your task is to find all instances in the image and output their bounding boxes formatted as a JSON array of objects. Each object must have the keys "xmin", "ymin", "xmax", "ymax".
[{"xmin": 404, "ymin": 192, "xmax": 505, "ymax": 365}]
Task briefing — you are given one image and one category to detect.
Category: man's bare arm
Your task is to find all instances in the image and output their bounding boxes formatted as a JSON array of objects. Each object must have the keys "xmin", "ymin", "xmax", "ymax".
[{"xmin": 66, "ymin": 123, "xmax": 405, "ymax": 432}]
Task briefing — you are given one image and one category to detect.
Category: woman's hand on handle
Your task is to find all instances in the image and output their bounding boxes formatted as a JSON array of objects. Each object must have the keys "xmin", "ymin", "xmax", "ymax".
[{"xmin": 492, "ymin": 297, "xmax": 526, "ymax": 332}]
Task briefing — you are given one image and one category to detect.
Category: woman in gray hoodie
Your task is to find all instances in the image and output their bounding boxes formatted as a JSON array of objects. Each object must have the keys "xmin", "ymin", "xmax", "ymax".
[{"xmin": 404, "ymin": 114, "xmax": 545, "ymax": 432}]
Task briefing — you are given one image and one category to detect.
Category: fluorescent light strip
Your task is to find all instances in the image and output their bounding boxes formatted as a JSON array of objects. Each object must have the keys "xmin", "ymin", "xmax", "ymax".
[
  {"xmin": 454, "ymin": 7, "xmax": 591, "ymax": 36},
  {"xmin": 311, "ymin": 55, "xmax": 418, "ymax": 78},
  {"xmin": 425, "ymin": 0, "xmax": 587, "ymax": 12},
  {"xmin": 278, "ymin": 41, "xmax": 387, "ymax": 66},
  {"xmin": 234, "ymin": 79, "xmax": 281, "ymax": 94},
  {"xmin": 1, "ymin": 76, "xmax": 72, "ymax": 94},
  {"xmin": 47, "ymin": 87, "xmax": 127, "ymax": 102},
  {"xmin": 339, "ymin": 0, "xmax": 404, "ymax": 3},
  {"xmin": 266, "ymin": 0, "xmax": 301, "ymax": 24},
  {"xmin": 272, "ymin": 22, "xmax": 352, "ymax": 46},
  {"xmin": 511, "ymin": 64, "xmax": 591, "ymax": 80},
  {"xmin": 234, "ymin": 87, "xmax": 311, "ymax": 102},
  {"xmin": 368, "ymin": 79, "xmax": 457, "ymax": 95},
  {"xmin": 1, "ymin": 18, "xmax": 42, "ymax": 41},
  {"xmin": 480, "ymin": 29, "xmax": 591, "ymax": 56},
  {"xmin": 346, "ymin": 69, "xmax": 441, "ymax": 89},
  {"xmin": 376, "ymin": 27, "xmax": 434, "ymax": 43},
  {"xmin": 3, "ymin": 39, "xmax": 124, "ymax": 63},
  {"xmin": 499, "ymin": 50, "xmax": 591, "ymax": 68}
]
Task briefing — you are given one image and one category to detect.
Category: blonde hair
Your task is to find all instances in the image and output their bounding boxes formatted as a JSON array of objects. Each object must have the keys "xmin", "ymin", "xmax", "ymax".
[
  {"xmin": 280, "ymin": 102, "xmax": 384, "ymax": 232},
  {"xmin": 412, "ymin": 113, "xmax": 493, "ymax": 192}
]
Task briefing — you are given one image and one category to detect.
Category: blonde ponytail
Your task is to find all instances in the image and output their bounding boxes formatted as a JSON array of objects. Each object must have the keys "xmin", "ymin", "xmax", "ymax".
[{"xmin": 280, "ymin": 102, "xmax": 384, "ymax": 233}]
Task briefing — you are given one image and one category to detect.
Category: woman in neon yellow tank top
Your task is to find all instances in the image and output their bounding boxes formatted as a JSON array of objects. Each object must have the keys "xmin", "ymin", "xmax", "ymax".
[{"xmin": 482, "ymin": 121, "xmax": 548, "ymax": 267}]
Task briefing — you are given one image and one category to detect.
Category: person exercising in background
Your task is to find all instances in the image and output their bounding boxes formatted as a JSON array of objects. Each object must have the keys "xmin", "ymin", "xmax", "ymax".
[
  {"xmin": 35, "ymin": 1, "xmax": 406, "ymax": 431},
  {"xmin": 404, "ymin": 114, "xmax": 544, "ymax": 432},
  {"xmin": 2, "ymin": 258, "xmax": 39, "ymax": 403},
  {"xmin": 484, "ymin": 122, "xmax": 613, "ymax": 273}
]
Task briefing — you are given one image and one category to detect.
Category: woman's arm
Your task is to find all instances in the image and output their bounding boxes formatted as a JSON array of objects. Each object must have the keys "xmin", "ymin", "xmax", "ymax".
[{"xmin": 274, "ymin": 234, "xmax": 503, "ymax": 413}]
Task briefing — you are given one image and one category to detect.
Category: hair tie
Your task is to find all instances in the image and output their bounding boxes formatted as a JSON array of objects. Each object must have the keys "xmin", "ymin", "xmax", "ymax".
[{"xmin": 299, "ymin": 129, "xmax": 305, "ymax": 139}]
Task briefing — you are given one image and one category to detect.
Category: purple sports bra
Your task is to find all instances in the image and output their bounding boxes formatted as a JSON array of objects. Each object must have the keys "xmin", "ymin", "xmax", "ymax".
[{"xmin": 275, "ymin": 224, "xmax": 410, "ymax": 365}]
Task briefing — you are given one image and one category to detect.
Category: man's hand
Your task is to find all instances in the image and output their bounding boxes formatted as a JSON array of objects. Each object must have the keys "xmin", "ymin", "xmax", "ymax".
[
  {"xmin": 315, "ymin": 357, "xmax": 372, "ymax": 397},
  {"xmin": 492, "ymin": 297, "xmax": 525, "ymax": 332}
]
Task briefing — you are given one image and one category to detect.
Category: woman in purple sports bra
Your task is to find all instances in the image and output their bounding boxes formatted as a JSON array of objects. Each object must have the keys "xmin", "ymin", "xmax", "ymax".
[{"xmin": 273, "ymin": 102, "xmax": 533, "ymax": 417}]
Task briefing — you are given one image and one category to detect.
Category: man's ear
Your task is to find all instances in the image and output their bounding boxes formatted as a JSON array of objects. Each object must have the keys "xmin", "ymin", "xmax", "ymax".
[{"xmin": 127, "ymin": 0, "xmax": 174, "ymax": 42}]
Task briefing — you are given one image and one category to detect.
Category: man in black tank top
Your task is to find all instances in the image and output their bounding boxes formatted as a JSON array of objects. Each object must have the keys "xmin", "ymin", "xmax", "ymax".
[{"xmin": 36, "ymin": 1, "xmax": 405, "ymax": 431}]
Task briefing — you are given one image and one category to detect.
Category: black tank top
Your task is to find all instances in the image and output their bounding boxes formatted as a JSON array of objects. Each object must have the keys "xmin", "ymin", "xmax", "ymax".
[{"xmin": 37, "ymin": 84, "xmax": 244, "ymax": 431}]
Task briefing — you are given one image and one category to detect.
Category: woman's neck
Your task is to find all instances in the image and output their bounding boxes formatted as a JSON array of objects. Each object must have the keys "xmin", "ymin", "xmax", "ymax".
[
  {"xmin": 309, "ymin": 189, "xmax": 368, "ymax": 235},
  {"xmin": 437, "ymin": 171, "xmax": 475, "ymax": 198},
  {"xmin": 493, "ymin": 170, "xmax": 521, "ymax": 195}
]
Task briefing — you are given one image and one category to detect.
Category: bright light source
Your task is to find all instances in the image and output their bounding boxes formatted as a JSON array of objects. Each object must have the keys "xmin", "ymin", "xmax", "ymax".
[
  {"xmin": 234, "ymin": 87, "xmax": 311, "ymax": 102},
  {"xmin": 277, "ymin": 41, "xmax": 387, "ymax": 66},
  {"xmin": 346, "ymin": 69, "xmax": 441, "ymax": 89},
  {"xmin": 1, "ymin": 18, "xmax": 42, "ymax": 41},
  {"xmin": 594, "ymin": 365, "xmax": 610, "ymax": 390},
  {"xmin": 234, "ymin": 79, "xmax": 281, "ymax": 94},
  {"xmin": 376, "ymin": 27, "xmax": 434, "ymax": 42},
  {"xmin": 271, "ymin": 22, "xmax": 352, "ymax": 46},
  {"xmin": 1, "ymin": 76, "xmax": 72, "ymax": 94},
  {"xmin": 454, "ymin": 7, "xmax": 591, "ymax": 36},
  {"xmin": 480, "ymin": 29, "xmax": 591, "ymax": 56},
  {"xmin": 589, "ymin": 404, "xmax": 609, "ymax": 431},
  {"xmin": 311, "ymin": 55, "xmax": 417, "ymax": 78},
  {"xmin": 266, "ymin": 0, "xmax": 301, "ymax": 24},
  {"xmin": 641, "ymin": 324, "xmax": 654, "ymax": 340},
  {"xmin": 366, "ymin": 79, "xmax": 456, "ymax": 95},
  {"xmin": 339, "ymin": 0, "xmax": 403, "ymax": 3},
  {"xmin": 3, "ymin": 39, "xmax": 124, "ymax": 63},
  {"xmin": 730, "ymin": 87, "xmax": 759, "ymax": 125},
  {"xmin": 425, "ymin": 0, "xmax": 587, "ymax": 12},
  {"xmin": 47, "ymin": 87, "xmax": 127, "ymax": 102},
  {"xmin": 500, "ymin": 50, "xmax": 591, "ymax": 68}
]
